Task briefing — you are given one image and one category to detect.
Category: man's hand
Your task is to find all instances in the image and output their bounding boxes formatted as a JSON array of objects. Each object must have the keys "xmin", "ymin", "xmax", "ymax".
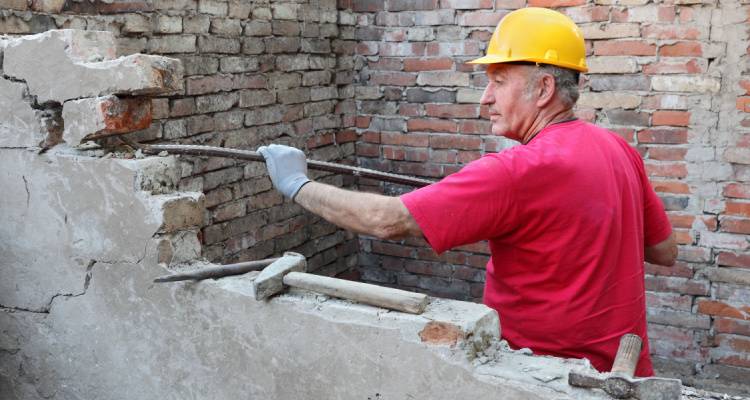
[{"xmin": 258, "ymin": 144, "xmax": 311, "ymax": 200}]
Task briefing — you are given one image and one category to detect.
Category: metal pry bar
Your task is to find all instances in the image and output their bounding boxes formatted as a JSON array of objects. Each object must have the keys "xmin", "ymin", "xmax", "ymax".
[
  {"xmin": 153, "ymin": 257, "xmax": 280, "ymax": 283},
  {"xmin": 139, "ymin": 143, "xmax": 435, "ymax": 188}
]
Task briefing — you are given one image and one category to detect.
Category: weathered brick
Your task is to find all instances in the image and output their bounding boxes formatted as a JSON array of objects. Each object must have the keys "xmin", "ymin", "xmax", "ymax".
[
  {"xmin": 198, "ymin": 0, "xmax": 227, "ymax": 15},
  {"xmin": 210, "ymin": 18, "xmax": 242, "ymax": 37},
  {"xmin": 594, "ymin": 39, "xmax": 657, "ymax": 56},
  {"xmin": 62, "ymin": 95, "xmax": 152, "ymax": 144},
  {"xmin": 651, "ymin": 76, "xmax": 720, "ymax": 93},
  {"xmin": 417, "ymin": 71, "xmax": 470, "ymax": 87},
  {"xmin": 154, "ymin": 15, "xmax": 182, "ymax": 33},
  {"xmin": 195, "ymin": 92, "xmax": 238, "ymax": 113},
  {"xmin": 587, "ymin": 57, "xmax": 638, "ymax": 74},
  {"xmin": 578, "ymin": 92, "xmax": 642, "ymax": 109},
  {"xmin": 148, "ymin": 35, "xmax": 197, "ymax": 53},
  {"xmin": 588, "ymin": 75, "xmax": 651, "ymax": 91},
  {"xmin": 198, "ymin": 36, "xmax": 240, "ymax": 53},
  {"xmin": 580, "ymin": 23, "xmax": 640, "ymax": 39},
  {"xmin": 647, "ymin": 307, "xmax": 711, "ymax": 329}
]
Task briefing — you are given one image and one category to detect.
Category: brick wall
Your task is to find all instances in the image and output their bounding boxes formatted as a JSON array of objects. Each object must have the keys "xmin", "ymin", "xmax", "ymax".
[
  {"xmin": 2, "ymin": 0, "xmax": 750, "ymax": 393},
  {"xmin": 0, "ymin": 0, "xmax": 361, "ymax": 277},
  {"xmin": 346, "ymin": 0, "xmax": 750, "ymax": 394}
]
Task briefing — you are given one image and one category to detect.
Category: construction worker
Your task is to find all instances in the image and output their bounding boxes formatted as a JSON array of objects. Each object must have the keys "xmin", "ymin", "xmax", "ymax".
[{"xmin": 259, "ymin": 7, "xmax": 676, "ymax": 377}]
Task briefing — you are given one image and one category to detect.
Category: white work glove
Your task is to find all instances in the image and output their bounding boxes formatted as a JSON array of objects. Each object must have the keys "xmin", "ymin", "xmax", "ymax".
[{"xmin": 258, "ymin": 144, "xmax": 311, "ymax": 200}]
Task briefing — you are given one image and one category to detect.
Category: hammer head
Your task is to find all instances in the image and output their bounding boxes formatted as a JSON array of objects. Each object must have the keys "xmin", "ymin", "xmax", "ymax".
[
  {"xmin": 569, "ymin": 370, "xmax": 682, "ymax": 400},
  {"xmin": 252, "ymin": 252, "xmax": 306, "ymax": 300}
]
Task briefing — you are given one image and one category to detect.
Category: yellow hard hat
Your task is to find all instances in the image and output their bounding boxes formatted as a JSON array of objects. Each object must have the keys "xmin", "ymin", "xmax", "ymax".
[{"xmin": 468, "ymin": 7, "xmax": 588, "ymax": 72}]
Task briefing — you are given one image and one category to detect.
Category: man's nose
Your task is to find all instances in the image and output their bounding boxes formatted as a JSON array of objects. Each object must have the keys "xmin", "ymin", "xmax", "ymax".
[{"xmin": 479, "ymin": 84, "xmax": 493, "ymax": 105}]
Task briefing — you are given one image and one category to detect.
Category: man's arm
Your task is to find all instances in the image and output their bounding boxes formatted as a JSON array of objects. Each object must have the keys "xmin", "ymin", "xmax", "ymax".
[
  {"xmin": 257, "ymin": 144, "xmax": 422, "ymax": 240},
  {"xmin": 645, "ymin": 232, "xmax": 677, "ymax": 266},
  {"xmin": 295, "ymin": 182, "xmax": 422, "ymax": 240}
]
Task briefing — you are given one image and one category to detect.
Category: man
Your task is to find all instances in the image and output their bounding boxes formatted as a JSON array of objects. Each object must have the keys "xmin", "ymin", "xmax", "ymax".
[{"xmin": 258, "ymin": 7, "xmax": 676, "ymax": 377}]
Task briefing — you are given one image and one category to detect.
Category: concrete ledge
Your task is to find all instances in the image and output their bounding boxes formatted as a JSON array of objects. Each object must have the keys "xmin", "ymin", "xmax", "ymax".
[{"xmin": 3, "ymin": 30, "xmax": 183, "ymax": 103}]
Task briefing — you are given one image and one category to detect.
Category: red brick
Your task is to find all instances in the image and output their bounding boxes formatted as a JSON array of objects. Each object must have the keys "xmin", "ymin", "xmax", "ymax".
[
  {"xmin": 381, "ymin": 132, "xmax": 429, "ymax": 147},
  {"xmin": 740, "ymin": 79, "xmax": 750, "ymax": 95},
  {"xmin": 643, "ymin": 59, "xmax": 705, "ymax": 75},
  {"xmin": 716, "ymin": 318, "xmax": 750, "ymax": 336},
  {"xmin": 642, "ymin": 25, "xmax": 702, "ymax": 40},
  {"xmin": 356, "ymin": 143, "xmax": 380, "ymax": 157},
  {"xmin": 737, "ymin": 97, "xmax": 750, "ymax": 113},
  {"xmin": 352, "ymin": 0, "xmax": 384, "ymax": 12},
  {"xmin": 361, "ymin": 131, "xmax": 380, "ymax": 143},
  {"xmin": 336, "ymin": 129, "xmax": 357, "ymax": 144},
  {"xmin": 186, "ymin": 75, "xmax": 234, "ymax": 95},
  {"xmin": 459, "ymin": 11, "xmax": 504, "ymax": 26},
  {"xmin": 407, "ymin": 119, "xmax": 458, "ymax": 133},
  {"xmin": 429, "ymin": 135, "xmax": 482, "ymax": 150},
  {"xmin": 371, "ymin": 241, "xmax": 414, "ymax": 258},
  {"xmin": 638, "ymin": 129, "xmax": 688, "ymax": 144},
  {"xmin": 419, "ymin": 321, "xmax": 462, "ymax": 346},
  {"xmin": 652, "ymin": 111, "xmax": 690, "ymax": 126},
  {"xmin": 721, "ymin": 217, "xmax": 750, "ymax": 234},
  {"xmin": 383, "ymin": 146, "xmax": 405, "ymax": 160},
  {"xmin": 646, "ymin": 292, "xmax": 692, "ymax": 311},
  {"xmin": 403, "ymin": 57, "xmax": 453, "ymax": 72},
  {"xmin": 98, "ymin": 97, "xmax": 152, "ymax": 134},
  {"xmin": 610, "ymin": 127, "xmax": 635, "ymax": 142},
  {"xmin": 594, "ymin": 40, "xmax": 656, "ymax": 56},
  {"xmin": 658, "ymin": 6, "xmax": 676, "ymax": 22},
  {"xmin": 672, "ymin": 228, "xmax": 693, "ymax": 244},
  {"xmin": 725, "ymin": 201, "xmax": 750, "ymax": 217},
  {"xmin": 399, "ymin": 104, "xmax": 421, "ymax": 117},
  {"xmin": 368, "ymin": 58, "xmax": 403, "ymax": 71},
  {"xmin": 668, "ymin": 213, "xmax": 694, "ymax": 228},
  {"xmin": 425, "ymin": 104, "xmax": 479, "ymax": 119},
  {"xmin": 429, "ymin": 149, "xmax": 458, "ymax": 163},
  {"xmin": 458, "ymin": 120, "xmax": 491, "ymax": 135},
  {"xmin": 697, "ymin": 300, "xmax": 749, "ymax": 320},
  {"xmin": 527, "ymin": 0, "xmax": 585, "ymax": 6},
  {"xmin": 370, "ymin": 72, "xmax": 417, "ymax": 86},
  {"xmin": 356, "ymin": 42, "xmax": 378, "ymax": 56},
  {"xmin": 647, "ymin": 147, "xmax": 687, "ymax": 161},
  {"xmin": 652, "ymin": 180, "xmax": 690, "ymax": 194},
  {"xmin": 458, "ymin": 151, "xmax": 481, "ymax": 163},
  {"xmin": 405, "ymin": 148, "xmax": 429, "ymax": 162},
  {"xmin": 724, "ymin": 183, "xmax": 750, "ymax": 199},
  {"xmin": 716, "ymin": 334, "xmax": 750, "ymax": 353},
  {"xmin": 393, "ymin": 161, "xmax": 444, "ymax": 178},
  {"xmin": 659, "ymin": 41, "xmax": 702, "ymax": 57},
  {"xmin": 645, "ymin": 261, "xmax": 693, "ymax": 278},
  {"xmin": 356, "ymin": 116, "xmax": 371, "ymax": 129},
  {"xmin": 307, "ymin": 132, "xmax": 334, "ymax": 149},
  {"xmin": 717, "ymin": 251, "xmax": 750, "ymax": 269}
]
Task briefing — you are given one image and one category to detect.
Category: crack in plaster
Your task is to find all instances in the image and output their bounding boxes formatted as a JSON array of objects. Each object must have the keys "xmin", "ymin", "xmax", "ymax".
[
  {"xmin": 0, "ymin": 259, "xmax": 96, "ymax": 314},
  {"xmin": 21, "ymin": 175, "xmax": 29, "ymax": 208}
]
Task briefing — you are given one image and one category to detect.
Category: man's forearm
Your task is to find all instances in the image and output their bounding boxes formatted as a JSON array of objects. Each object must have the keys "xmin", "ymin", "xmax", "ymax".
[{"xmin": 294, "ymin": 182, "xmax": 422, "ymax": 240}]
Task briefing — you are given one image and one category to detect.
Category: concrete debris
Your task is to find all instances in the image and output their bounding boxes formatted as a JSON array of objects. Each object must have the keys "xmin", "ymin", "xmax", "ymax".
[{"xmin": 3, "ymin": 29, "xmax": 183, "ymax": 103}]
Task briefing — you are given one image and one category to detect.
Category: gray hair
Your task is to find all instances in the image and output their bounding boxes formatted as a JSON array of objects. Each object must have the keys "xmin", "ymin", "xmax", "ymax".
[{"xmin": 525, "ymin": 64, "xmax": 580, "ymax": 107}]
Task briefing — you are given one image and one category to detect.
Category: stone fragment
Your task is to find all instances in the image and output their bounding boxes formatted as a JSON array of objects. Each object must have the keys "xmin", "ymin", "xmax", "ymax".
[
  {"xmin": 4, "ymin": 30, "xmax": 184, "ymax": 103},
  {"xmin": 30, "ymin": 0, "xmax": 66, "ymax": 13},
  {"xmin": 62, "ymin": 96, "xmax": 153, "ymax": 144},
  {"xmin": 153, "ymin": 193, "xmax": 206, "ymax": 233},
  {"xmin": 0, "ymin": 78, "xmax": 46, "ymax": 148}
]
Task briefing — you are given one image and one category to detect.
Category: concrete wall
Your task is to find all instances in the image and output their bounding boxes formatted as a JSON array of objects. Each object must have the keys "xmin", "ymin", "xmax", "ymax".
[{"xmin": 345, "ymin": 1, "xmax": 750, "ymax": 394}]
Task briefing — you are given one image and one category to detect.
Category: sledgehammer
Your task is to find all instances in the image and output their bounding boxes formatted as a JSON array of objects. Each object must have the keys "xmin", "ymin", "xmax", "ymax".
[
  {"xmin": 253, "ymin": 252, "xmax": 429, "ymax": 315},
  {"xmin": 568, "ymin": 334, "xmax": 682, "ymax": 400}
]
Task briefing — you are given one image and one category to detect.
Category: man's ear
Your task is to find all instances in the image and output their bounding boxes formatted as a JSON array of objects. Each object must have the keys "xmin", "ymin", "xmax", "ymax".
[{"xmin": 536, "ymin": 73, "xmax": 556, "ymax": 107}]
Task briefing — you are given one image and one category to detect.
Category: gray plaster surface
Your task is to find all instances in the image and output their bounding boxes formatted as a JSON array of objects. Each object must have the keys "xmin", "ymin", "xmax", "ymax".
[
  {"xmin": 3, "ymin": 30, "xmax": 183, "ymax": 103},
  {"xmin": 0, "ymin": 78, "xmax": 45, "ymax": 147},
  {"xmin": 0, "ymin": 148, "xmax": 164, "ymax": 311}
]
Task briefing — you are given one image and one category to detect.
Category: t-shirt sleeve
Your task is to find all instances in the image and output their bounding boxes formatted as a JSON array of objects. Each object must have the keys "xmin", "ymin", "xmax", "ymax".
[
  {"xmin": 637, "ymin": 156, "xmax": 673, "ymax": 246},
  {"xmin": 400, "ymin": 155, "xmax": 517, "ymax": 254}
]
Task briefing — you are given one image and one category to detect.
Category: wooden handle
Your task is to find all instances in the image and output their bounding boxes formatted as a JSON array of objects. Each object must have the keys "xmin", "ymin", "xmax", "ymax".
[
  {"xmin": 283, "ymin": 272, "xmax": 429, "ymax": 314},
  {"xmin": 610, "ymin": 334, "xmax": 642, "ymax": 377}
]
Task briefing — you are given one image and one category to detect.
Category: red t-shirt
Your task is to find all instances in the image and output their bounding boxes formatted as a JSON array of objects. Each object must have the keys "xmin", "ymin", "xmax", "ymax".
[{"xmin": 401, "ymin": 120, "xmax": 672, "ymax": 376}]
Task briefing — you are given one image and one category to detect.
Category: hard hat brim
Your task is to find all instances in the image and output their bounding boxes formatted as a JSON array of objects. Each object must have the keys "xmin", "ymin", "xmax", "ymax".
[{"xmin": 467, "ymin": 55, "xmax": 588, "ymax": 73}]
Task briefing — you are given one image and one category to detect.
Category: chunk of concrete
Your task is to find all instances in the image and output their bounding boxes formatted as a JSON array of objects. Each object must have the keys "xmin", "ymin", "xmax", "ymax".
[
  {"xmin": 0, "ymin": 78, "xmax": 46, "ymax": 147},
  {"xmin": 62, "ymin": 95, "xmax": 152, "ymax": 144},
  {"xmin": 150, "ymin": 192, "xmax": 206, "ymax": 233},
  {"xmin": 3, "ymin": 30, "xmax": 183, "ymax": 103}
]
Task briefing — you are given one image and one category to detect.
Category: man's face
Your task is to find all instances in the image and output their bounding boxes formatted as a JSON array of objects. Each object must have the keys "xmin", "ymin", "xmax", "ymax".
[{"xmin": 479, "ymin": 63, "xmax": 538, "ymax": 142}]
